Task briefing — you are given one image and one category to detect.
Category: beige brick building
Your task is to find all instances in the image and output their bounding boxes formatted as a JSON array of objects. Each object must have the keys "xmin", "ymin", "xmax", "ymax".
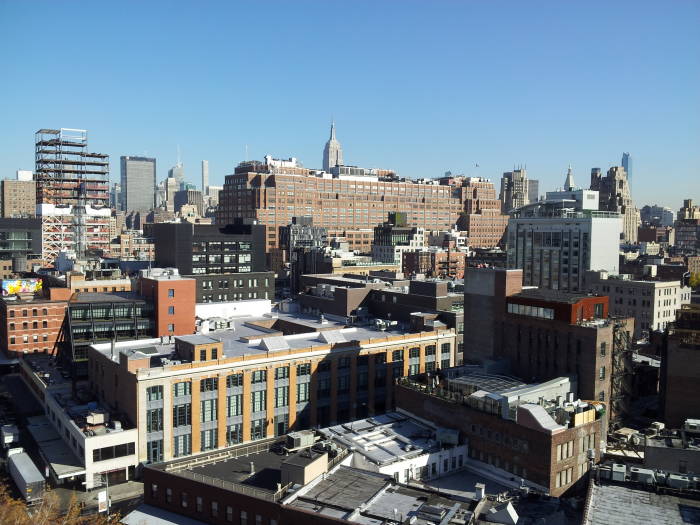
[
  {"xmin": 2, "ymin": 179, "xmax": 36, "ymax": 218},
  {"xmin": 88, "ymin": 314, "xmax": 456, "ymax": 464}
]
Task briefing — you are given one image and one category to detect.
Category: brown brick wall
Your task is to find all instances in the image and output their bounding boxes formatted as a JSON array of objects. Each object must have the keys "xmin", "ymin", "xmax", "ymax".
[
  {"xmin": 143, "ymin": 466, "xmax": 348, "ymax": 525},
  {"xmin": 1, "ymin": 300, "xmax": 67, "ymax": 356},
  {"xmin": 394, "ymin": 383, "xmax": 602, "ymax": 496}
]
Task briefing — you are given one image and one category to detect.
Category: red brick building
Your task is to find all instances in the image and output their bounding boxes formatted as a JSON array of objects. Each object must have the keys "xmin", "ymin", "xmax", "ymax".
[
  {"xmin": 394, "ymin": 380, "xmax": 604, "ymax": 497},
  {"xmin": 402, "ymin": 250, "xmax": 466, "ymax": 279},
  {"xmin": 499, "ymin": 289, "xmax": 633, "ymax": 416},
  {"xmin": 138, "ymin": 269, "xmax": 196, "ymax": 337},
  {"xmin": 0, "ymin": 286, "xmax": 71, "ymax": 357}
]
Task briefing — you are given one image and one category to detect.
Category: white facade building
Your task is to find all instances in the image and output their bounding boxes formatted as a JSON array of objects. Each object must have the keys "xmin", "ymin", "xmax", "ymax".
[
  {"xmin": 545, "ymin": 189, "xmax": 600, "ymax": 211},
  {"xmin": 372, "ymin": 228, "xmax": 425, "ymax": 265},
  {"xmin": 584, "ymin": 271, "xmax": 692, "ymax": 339},
  {"xmin": 20, "ymin": 355, "xmax": 139, "ymax": 489},
  {"xmin": 507, "ymin": 203, "xmax": 621, "ymax": 292},
  {"xmin": 321, "ymin": 412, "xmax": 468, "ymax": 484}
]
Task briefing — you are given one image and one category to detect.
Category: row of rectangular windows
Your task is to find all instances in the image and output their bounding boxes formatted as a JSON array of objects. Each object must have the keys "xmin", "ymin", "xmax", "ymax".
[
  {"xmin": 154, "ymin": 483, "xmax": 276, "ymax": 524},
  {"xmin": 148, "ymin": 344, "xmax": 452, "ymax": 398}
]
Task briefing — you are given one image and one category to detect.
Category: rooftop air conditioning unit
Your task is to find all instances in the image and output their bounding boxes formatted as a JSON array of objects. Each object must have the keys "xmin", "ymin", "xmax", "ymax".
[{"xmin": 86, "ymin": 412, "xmax": 105, "ymax": 425}]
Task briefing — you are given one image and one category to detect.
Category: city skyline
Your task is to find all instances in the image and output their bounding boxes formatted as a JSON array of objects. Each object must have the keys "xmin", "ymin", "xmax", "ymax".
[{"xmin": 1, "ymin": 1, "xmax": 698, "ymax": 209}]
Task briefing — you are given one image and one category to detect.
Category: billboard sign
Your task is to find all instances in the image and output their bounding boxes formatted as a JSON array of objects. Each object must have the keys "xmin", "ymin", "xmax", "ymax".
[
  {"xmin": 1, "ymin": 279, "xmax": 43, "ymax": 297},
  {"xmin": 97, "ymin": 490, "xmax": 108, "ymax": 513}
]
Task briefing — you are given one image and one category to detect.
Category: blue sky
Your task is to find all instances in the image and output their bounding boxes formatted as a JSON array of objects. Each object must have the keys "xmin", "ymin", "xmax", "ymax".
[{"xmin": 1, "ymin": 1, "xmax": 698, "ymax": 209}]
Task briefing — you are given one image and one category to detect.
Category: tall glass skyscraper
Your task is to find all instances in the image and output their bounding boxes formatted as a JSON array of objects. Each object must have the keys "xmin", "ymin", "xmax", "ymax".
[
  {"xmin": 120, "ymin": 156, "xmax": 157, "ymax": 212},
  {"xmin": 621, "ymin": 152, "xmax": 632, "ymax": 178}
]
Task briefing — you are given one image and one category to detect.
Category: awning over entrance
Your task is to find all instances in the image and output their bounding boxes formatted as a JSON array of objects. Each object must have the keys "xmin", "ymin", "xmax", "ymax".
[{"xmin": 26, "ymin": 415, "xmax": 85, "ymax": 479}]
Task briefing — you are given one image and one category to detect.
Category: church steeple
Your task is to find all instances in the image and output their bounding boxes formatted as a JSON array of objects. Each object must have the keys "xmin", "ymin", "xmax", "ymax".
[
  {"xmin": 564, "ymin": 164, "xmax": 575, "ymax": 191},
  {"xmin": 323, "ymin": 120, "xmax": 343, "ymax": 171}
]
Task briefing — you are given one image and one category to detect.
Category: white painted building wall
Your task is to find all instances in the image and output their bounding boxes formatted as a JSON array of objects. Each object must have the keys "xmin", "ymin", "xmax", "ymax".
[
  {"xmin": 44, "ymin": 392, "xmax": 139, "ymax": 489},
  {"xmin": 340, "ymin": 444, "xmax": 469, "ymax": 483}
]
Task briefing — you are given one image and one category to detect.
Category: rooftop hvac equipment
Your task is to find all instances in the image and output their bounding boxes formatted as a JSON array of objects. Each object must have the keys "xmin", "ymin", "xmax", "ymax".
[
  {"xmin": 286, "ymin": 430, "xmax": 315, "ymax": 451},
  {"xmin": 86, "ymin": 411, "xmax": 106, "ymax": 425}
]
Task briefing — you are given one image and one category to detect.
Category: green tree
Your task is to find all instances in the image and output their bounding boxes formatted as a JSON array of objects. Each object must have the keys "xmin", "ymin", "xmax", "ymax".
[
  {"xmin": 0, "ymin": 477, "xmax": 120, "ymax": 525},
  {"xmin": 689, "ymin": 272, "xmax": 700, "ymax": 289}
]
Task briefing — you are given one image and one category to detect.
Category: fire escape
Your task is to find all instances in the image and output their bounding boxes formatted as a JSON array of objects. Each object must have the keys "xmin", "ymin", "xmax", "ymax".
[{"xmin": 608, "ymin": 318, "xmax": 633, "ymax": 432}]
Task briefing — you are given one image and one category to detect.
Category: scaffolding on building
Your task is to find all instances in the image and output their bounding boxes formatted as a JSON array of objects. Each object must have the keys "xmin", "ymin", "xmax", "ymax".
[
  {"xmin": 609, "ymin": 318, "xmax": 633, "ymax": 432},
  {"xmin": 35, "ymin": 129, "xmax": 110, "ymax": 263}
]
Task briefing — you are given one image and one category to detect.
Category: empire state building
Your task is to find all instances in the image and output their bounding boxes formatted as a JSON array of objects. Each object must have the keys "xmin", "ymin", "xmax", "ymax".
[{"xmin": 322, "ymin": 121, "xmax": 343, "ymax": 171}]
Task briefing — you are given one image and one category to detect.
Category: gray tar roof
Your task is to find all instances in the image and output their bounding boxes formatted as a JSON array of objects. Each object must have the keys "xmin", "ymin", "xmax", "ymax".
[
  {"xmin": 289, "ymin": 466, "xmax": 476, "ymax": 524},
  {"xmin": 584, "ymin": 482, "xmax": 700, "ymax": 525}
]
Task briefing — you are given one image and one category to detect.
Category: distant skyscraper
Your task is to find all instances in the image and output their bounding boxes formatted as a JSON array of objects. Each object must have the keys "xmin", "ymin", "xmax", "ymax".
[
  {"xmin": 322, "ymin": 121, "xmax": 343, "ymax": 171},
  {"xmin": 110, "ymin": 182, "xmax": 122, "ymax": 210},
  {"xmin": 499, "ymin": 168, "xmax": 538, "ymax": 213},
  {"xmin": 120, "ymin": 156, "xmax": 156, "ymax": 213},
  {"xmin": 165, "ymin": 177, "xmax": 179, "ymax": 212},
  {"xmin": 621, "ymin": 152, "xmax": 632, "ymax": 178},
  {"xmin": 201, "ymin": 160, "xmax": 209, "ymax": 196},
  {"xmin": 527, "ymin": 179, "xmax": 539, "ymax": 204},
  {"xmin": 564, "ymin": 164, "xmax": 575, "ymax": 191},
  {"xmin": 169, "ymin": 163, "xmax": 185, "ymax": 190},
  {"xmin": 590, "ymin": 166, "xmax": 640, "ymax": 243}
]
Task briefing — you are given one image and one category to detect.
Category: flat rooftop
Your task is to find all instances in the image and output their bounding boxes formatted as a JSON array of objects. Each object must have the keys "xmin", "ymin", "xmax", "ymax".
[
  {"xmin": 92, "ymin": 312, "xmax": 443, "ymax": 367},
  {"xmin": 188, "ymin": 448, "xmax": 323, "ymax": 491},
  {"xmin": 151, "ymin": 439, "xmax": 326, "ymax": 494},
  {"xmin": 584, "ymin": 482, "xmax": 700, "ymax": 525},
  {"xmin": 71, "ymin": 291, "xmax": 143, "ymax": 303},
  {"xmin": 513, "ymin": 288, "xmax": 597, "ymax": 304},
  {"xmin": 289, "ymin": 466, "xmax": 477, "ymax": 524},
  {"xmin": 319, "ymin": 412, "xmax": 439, "ymax": 468},
  {"xmin": 449, "ymin": 372, "xmax": 525, "ymax": 394},
  {"xmin": 646, "ymin": 432, "xmax": 700, "ymax": 452}
]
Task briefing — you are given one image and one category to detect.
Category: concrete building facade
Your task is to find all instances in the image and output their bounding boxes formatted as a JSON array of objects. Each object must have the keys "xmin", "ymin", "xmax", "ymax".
[
  {"xmin": 584, "ymin": 270, "xmax": 691, "ymax": 339},
  {"xmin": 120, "ymin": 156, "xmax": 156, "ymax": 213},
  {"xmin": 462, "ymin": 268, "xmax": 523, "ymax": 363},
  {"xmin": 499, "ymin": 168, "xmax": 530, "ymax": 213},
  {"xmin": 506, "ymin": 202, "xmax": 621, "ymax": 292},
  {"xmin": 152, "ymin": 222, "xmax": 274, "ymax": 304}
]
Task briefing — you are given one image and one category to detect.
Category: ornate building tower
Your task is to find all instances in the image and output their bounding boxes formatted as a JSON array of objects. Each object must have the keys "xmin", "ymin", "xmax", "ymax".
[
  {"xmin": 322, "ymin": 121, "xmax": 343, "ymax": 171},
  {"xmin": 590, "ymin": 166, "xmax": 640, "ymax": 243}
]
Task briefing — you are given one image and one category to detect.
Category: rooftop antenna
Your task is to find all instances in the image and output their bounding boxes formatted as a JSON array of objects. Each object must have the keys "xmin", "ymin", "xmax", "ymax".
[
  {"xmin": 245, "ymin": 144, "xmax": 249, "ymax": 162},
  {"xmin": 177, "ymin": 144, "xmax": 181, "ymax": 166}
]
